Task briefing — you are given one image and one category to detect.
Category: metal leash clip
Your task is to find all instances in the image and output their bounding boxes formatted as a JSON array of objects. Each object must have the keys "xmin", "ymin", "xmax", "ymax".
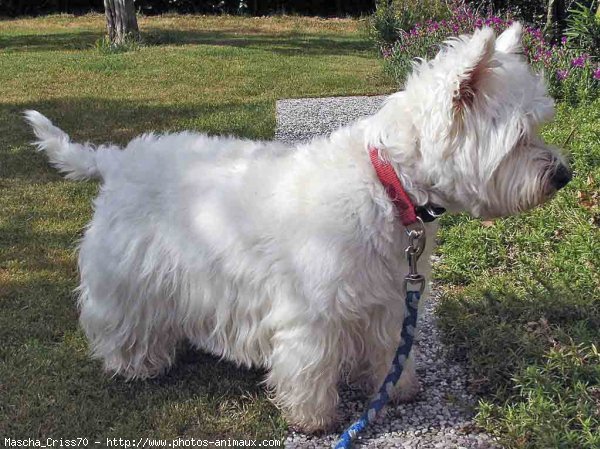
[{"xmin": 404, "ymin": 217, "xmax": 426, "ymax": 295}]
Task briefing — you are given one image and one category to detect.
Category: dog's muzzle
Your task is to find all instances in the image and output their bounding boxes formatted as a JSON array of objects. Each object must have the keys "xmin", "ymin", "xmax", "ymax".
[{"xmin": 551, "ymin": 163, "xmax": 572, "ymax": 191}]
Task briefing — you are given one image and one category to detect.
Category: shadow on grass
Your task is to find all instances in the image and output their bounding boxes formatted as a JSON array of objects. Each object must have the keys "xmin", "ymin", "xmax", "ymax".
[
  {"xmin": 2, "ymin": 327, "xmax": 275, "ymax": 438},
  {"xmin": 2, "ymin": 269, "xmax": 275, "ymax": 437},
  {"xmin": 436, "ymin": 275, "xmax": 600, "ymax": 448},
  {"xmin": 437, "ymin": 279, "xmax": 600, "ymax": 396},
  {"xmin": 0, "ymin": 31, "xmax": 102, "ymax": 52},
  {"xmin": 0, "ymin": 96, "xmax": 274, "ymax": 168},
  {"xmin": 144, "ymin": 28, "xmax": 374, "ymax": 56},
  {"xmin": 0, "ymin": 28, "xmax": 374, "ymax": 57}
]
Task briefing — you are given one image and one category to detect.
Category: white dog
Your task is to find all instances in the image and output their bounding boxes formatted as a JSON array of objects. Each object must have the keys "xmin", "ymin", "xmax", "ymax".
[{"xmin": 25, "ymin": 23, "xmax": 570, "ymax": 432}]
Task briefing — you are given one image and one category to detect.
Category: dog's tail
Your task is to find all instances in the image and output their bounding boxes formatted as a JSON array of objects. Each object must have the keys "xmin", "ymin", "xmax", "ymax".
[{"xmin": 24, "ymin": 110, "xmax": 105, "ymax": 181}]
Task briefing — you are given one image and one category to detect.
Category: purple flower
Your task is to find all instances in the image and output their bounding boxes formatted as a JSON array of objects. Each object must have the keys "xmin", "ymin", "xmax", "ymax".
[
  {"xmin": 561, "ymin": 36, "xmax": 567, "ymax": 45},
  {"xmin": 571, "ymin": 55, "xmax": 588, "ymax": 68},
  {"xmin": 557, "ymin": 69, "xmax": 568, "ymax": 80},
  {"xmin": 594, "ymin": 67, "xmax": 600, "ymax": 80},
  {"xmin": 528, "ymin": 28, "xmax": 543, "ymax": 40}
]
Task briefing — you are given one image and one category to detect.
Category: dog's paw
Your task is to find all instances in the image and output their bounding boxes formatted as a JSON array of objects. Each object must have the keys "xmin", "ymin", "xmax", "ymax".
[
  {"xmin": 391, "ymin": 374, "xmax": 421, "ymax": 404},
  {"xmin": 286, "ymin": 413, "xmax": 339, "ymax": 435}
]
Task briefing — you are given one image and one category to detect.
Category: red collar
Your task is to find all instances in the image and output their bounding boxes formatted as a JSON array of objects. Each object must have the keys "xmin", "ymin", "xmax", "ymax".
[{"xmin": 368, "ymin": 146, "xmax": 418, "ymax": 226}]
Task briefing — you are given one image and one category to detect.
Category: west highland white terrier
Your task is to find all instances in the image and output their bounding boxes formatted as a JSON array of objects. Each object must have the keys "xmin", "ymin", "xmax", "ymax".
[{"xmin": 25, "ymin": 23, "xmax": 571, "ymax": 432}]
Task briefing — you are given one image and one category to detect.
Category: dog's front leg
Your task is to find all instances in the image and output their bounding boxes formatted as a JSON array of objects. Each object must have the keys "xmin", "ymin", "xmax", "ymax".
[
  {"xmin": 390, "ymin": 352, "xmax": 421, "ymax": 403},
  {"xmin": 364, "ymin": 306, "xmax": 421, "ymax": 404},
  {"xmin": 266, "ymin": 322, "xmax": 341, "ymax": 433}
]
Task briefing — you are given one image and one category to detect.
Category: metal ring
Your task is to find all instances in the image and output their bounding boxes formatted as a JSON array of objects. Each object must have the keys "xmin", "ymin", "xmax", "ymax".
[
  {"xmin": 404, "ymin": 275, "xmax": 425, "ymax": 295},
  {"xmin": 405, "ymin": 217, "xmax": 426, "ymax": 258}
]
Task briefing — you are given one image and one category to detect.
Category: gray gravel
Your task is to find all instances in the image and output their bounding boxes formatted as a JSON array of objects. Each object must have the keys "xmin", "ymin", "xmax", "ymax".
[
  {"xmin": 276, "ymin": 95, "xmax": 386, "ymax": 144},
  {"xmin": 276, "ymin": 96, "xmax": 501, "ymax": 449}
]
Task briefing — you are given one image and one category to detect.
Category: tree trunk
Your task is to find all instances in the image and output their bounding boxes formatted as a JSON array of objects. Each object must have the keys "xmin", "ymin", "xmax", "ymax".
[
  {"xmin": 104, "ymin": 0, "xmax": 139, "ymax": 44},
  {"xmin": 544, "ymin": 0, "xmax": 566, "ymax": 41}
]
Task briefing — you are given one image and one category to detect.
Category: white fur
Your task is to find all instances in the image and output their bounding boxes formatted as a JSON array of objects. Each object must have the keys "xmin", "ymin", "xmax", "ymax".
[{"xmin": 24, "ymin": 24, "xmax": 568, "ymax": 432}]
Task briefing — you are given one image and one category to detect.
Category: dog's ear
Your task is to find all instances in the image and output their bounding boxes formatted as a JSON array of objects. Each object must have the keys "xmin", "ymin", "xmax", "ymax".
[
  {"xmin": 496, "ymin": 22, "xmax": 523, "ymax": 54},
  {"xmin": 453, "ymin": 27, "xmax": 496, "ymax": 112}
]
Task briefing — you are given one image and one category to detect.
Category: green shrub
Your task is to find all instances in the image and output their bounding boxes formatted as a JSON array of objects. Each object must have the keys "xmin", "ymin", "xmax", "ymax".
[
  {"xmin": 369, "ymin": 0, "xmax": 403, "ymax": 47},
  {"xmin": 380, "ymin": 2, "xmax": 600, "ymax": 104},
  {"xmin": 391, "ymin": 0, "xmax": 452, "ymax": 31},
  {"xmin": 368, "ymin": 0, "xmax": 451, "ymax": 49},
  {"xmin": 565, "ymin": 1, "xmax": 600, "ymax": 56}
]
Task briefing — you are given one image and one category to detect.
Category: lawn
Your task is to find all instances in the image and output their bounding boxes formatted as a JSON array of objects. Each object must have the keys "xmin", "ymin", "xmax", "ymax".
[{"xmin": 0, "ymin": 14, "xmax": 394, "ymax": 441}]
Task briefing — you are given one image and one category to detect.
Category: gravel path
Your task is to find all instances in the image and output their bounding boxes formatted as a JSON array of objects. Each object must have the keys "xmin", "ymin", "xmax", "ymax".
[
  {"xmin": 276, "ymin": 96, "xmax": 386, "ymax": 144},
  {"xmin": 276, "ymin": 96, "xmax": 501, "ymax": 449}
]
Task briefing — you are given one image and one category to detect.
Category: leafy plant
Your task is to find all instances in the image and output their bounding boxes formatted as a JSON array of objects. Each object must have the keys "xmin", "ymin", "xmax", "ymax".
[
  {"xmin": 565, "ymin": 1, "xmax": 600, "ymax": 56},
  {"xmin": 369, "ymin": 0, "xmax": 403, "ymax": 47}
]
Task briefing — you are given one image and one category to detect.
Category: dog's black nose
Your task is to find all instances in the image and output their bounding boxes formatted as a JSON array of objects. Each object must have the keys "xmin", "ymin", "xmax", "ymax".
[{"xmin": 551, "ymin": 164, "xmax": 572, "ymax": 190}]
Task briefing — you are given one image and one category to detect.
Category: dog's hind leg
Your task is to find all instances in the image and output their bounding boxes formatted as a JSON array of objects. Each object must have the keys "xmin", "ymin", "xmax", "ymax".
[
  {"xmin": 78, "ymin": 282, "xmax": 181, "ymax": 379},
  {"xmin": 76, "ymin": 224, "xmax": 183, "ymax": 380}
]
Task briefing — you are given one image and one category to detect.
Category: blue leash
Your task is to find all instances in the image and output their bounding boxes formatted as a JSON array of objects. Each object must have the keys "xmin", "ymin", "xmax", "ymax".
[
  {"xmin": 334, "ymin": 220, "xmax": 426, "ymax": 449},
  {"xmin": 333, "ymin": 290, "xmax": 420, "ymax": 449}
]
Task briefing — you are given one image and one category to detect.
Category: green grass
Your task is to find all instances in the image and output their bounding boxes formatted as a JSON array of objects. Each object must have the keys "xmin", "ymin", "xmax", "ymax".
[
  {"xmin": 435, "ymin": 100, "xmax": 600, "ymax": 448},
  {"xmin": 0, "ymin": 13, "xmax": 393, "ymax": 440}
]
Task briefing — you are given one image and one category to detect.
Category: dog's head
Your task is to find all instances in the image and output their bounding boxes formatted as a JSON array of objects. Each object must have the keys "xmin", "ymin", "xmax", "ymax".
[{"xmin": 393, "ymin": 23, "xmax": 571, "ymax": 218}]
